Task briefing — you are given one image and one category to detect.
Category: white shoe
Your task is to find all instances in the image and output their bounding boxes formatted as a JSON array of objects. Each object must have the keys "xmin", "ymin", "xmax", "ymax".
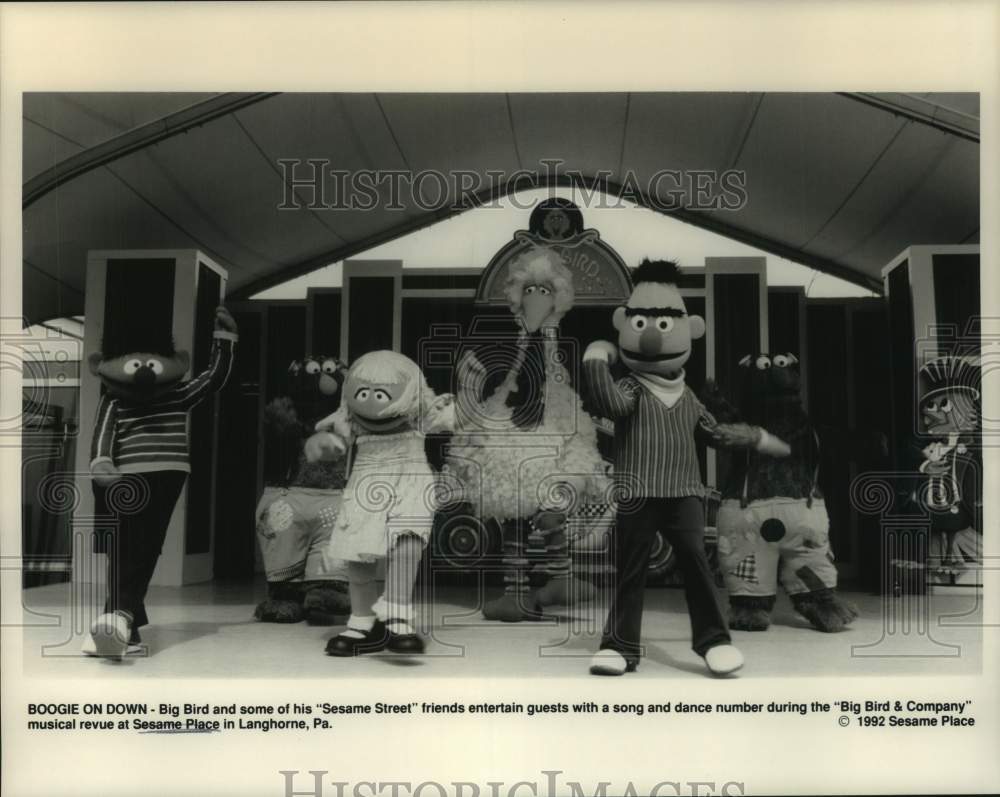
[
  {"xmin": 81, "ymin": 633, "xmax": 143, "ymax": 657},
  {"xmin": 589, "ymin": 649, "xmax": 631, "ymax": 676},
  {"xmin": 87, "ymin": 613, "xmax": 132, "ymax": 659},
  {"xmin": 703, "ymin": 644, "xmax": 744, "ymax": 675}
]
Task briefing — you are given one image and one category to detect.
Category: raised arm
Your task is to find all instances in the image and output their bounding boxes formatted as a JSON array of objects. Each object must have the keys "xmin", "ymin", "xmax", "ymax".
[
  {"xmin": 177, "ymin": 306, "xmax": 238, "ymax": 408},
  {"xmin": 582, "ymin": 342, "xmax": 638, "ymax": 420}
]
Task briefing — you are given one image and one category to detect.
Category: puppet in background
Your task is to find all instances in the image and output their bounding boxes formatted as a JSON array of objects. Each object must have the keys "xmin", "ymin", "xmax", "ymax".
[
  {"xmin": 254, "ymin": 356, "xmax": 352, "ymax": 624},
  {"xmin": 909, "ymin": 355, "xmax": 982, "ymax": 578},
  {"xmin": 305, "ymin": 350, "xmax": 455, "ymax": 656},
  {"xmin": 445, "ymin": 248, "xmax": 608, "ymax": 622},
  {"xmin": 84, "ymin": 306, "xmax": 238, "ymax": 659},
  {"xmin": 701, "ymin": 352, "xmax": 858, "ymax": 633},
  {"xmin": 584, "ymin": 260, "xmax": 789, "ymax": 677}
]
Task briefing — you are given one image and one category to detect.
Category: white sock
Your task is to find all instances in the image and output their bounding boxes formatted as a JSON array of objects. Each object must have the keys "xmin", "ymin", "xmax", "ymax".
[
  {"xmin": 386, "ymin": 619, "xmax": 415, "ymax": 635},
  {"xmin": 373, "ymin": 597, "xmax": 415, "ymax": 625},
  {"xmin": 341, "ymin": 614, "xmax": 376, "ymax": 639}
]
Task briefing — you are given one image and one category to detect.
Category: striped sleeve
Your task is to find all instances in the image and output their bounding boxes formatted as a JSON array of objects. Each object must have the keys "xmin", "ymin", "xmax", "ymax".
[
  {"xmin": 176, "ymin": 331, "xmax": 237, "ymax": 409},
  {"xmin": 583, "ymin": 358, "xmax": 638, "ymax": 420},
  {"xmin": 90, "ymin": 392, "xmax": 118, "ymax": 467}
]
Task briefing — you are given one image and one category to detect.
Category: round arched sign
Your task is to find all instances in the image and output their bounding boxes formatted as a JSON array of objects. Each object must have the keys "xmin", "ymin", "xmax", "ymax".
[{"xmin": 475, "ymin": 199, "xmax": 633, "ymax": 306}]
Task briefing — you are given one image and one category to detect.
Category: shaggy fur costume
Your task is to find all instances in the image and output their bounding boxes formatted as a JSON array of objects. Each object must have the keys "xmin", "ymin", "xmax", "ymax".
[{"xmin": 703, "ymin": 353, "xmax": 858, "ymax": 633}]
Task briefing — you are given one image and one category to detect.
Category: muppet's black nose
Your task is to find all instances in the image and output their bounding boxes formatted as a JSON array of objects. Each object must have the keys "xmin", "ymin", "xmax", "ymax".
[{"xmin": 133, "ymin": 366, "xmax": 156, "ymax": 387}]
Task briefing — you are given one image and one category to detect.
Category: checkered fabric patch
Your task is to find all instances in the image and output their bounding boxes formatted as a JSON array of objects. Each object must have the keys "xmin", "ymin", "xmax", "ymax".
[
  {"xmin": 571, "ymin": 502, "xmax": 612, "ymax": 519},
  {"xmin": 731, "ymin": 553, "xmax": 758, "ymax": 584}
]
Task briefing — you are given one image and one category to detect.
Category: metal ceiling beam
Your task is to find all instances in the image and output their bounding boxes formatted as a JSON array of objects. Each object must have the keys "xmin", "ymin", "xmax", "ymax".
[
  {"xmin": 837, "ymin": 92, "xmax": 979, "ymax": 143},
  {"xmin": 23, "ymin": 92, "xmax": 280, "ymax": 209},
  {"xmin": 229, "ymin": 172, "xmax": 884, "ymax": 300}
]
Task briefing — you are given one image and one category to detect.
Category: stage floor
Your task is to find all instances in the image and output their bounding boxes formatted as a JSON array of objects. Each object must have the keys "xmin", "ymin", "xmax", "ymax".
[{"xmin": 18, "ymin": 580, "xmax": 983, "ymax": 679}]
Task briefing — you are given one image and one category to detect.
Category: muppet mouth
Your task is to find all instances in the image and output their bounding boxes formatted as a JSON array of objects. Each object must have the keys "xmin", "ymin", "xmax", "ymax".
[
  {"xmin": 622, "ymin": 349, "xmax": 688, "ymax": 363},
  {"xmin": 356, "ymin": 414, "xmax": 404, "ymax": 429}
]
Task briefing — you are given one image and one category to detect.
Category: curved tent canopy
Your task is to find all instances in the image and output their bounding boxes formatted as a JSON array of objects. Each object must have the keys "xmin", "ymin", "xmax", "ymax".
[{"xmin": 23, "ymin": 91, "xmax": 979, "ymax": 324}]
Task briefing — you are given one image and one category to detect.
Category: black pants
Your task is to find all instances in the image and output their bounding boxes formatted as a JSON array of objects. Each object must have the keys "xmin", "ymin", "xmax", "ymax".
[
  {"xmin": 93, "ymin": 471, "xmax": 187, "ymax": 629},
  {"xmin": 600, "ymin": 495, "xmax": 730, "ymax": 663}
]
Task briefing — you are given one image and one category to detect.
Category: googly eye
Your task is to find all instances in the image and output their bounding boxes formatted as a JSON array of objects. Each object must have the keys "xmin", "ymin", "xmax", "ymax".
[
  {"xmin": 655, "ymin": 316, "xmax": 675, "ymax": 333},
  {"xmin": 629, "ymin": 316, "xmax": 647, "ymax": 332},
  {"xmin": 124, "ymin": 359, "xmax": 142, "ymax": 375},
  {"xmin": 940, "ymin": 398, "xmax": 953, "ymax": 413},
  {"xmin": 538, "ymin": 286, "xmax": 551, "ymax": 296},
  {"xmin": 321, "ymin": 359, "xmax": 338, "ymax": 374},
  {"xmin": 304, "ymin": 360, "xmax": 320, "ymax": 375},
  {"xmin": 755, "ymin": 356, "xmax": 772, "ymax": 370},
  {"xmin": 145, "ymin": 359, "xmax": 164, "ymax": 375},
  {"xmin": 373, "ymin": 389, "xmax": 391, "ymax": 403},
  {"xmin": 354, "ymin": 388, "xmax": 371, "ymax": 402},
  {"xmin": 773, "ymin": 355, "xmax": 789, "ymax": 368},
  {"xmin": 925, "ymin": 400, "xmax": 939, "ymax": 413},
  {"xmin": 524, "ymin": 285, "xmax": 537, "ymax": 295}
]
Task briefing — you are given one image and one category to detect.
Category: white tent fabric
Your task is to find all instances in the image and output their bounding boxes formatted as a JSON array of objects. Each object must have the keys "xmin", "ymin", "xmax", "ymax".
[{"xmin": 22, "ymin": 92, "xmax": 979, "ymax": 324}]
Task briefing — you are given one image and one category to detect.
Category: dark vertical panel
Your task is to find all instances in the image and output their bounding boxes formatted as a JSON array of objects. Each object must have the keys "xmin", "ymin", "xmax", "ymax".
[
  {"xmin": 186, "ymin": 264, "xmax": 222, "ymax": 555},
  {"xmin": 932, "ymin": 253, "xmax": 981, "ymax": 353},
  {"xmin": 851, "ymin": 304, "xmax": 892, "ymax": 592},
  {"xmin": 310, "ymin": 291, "xmax": 342, "ymax": 358},
  {"xmin": 264, "ymin": 305, "xmax": 307, "ymax": 402},
  {"xmin": 713, "ymin": 274, "xmax": 760, "ymax": 393},
  {"xmin": 213, "ymin": 309, "xmax": 262, "ymax": 580},
  {"xmin": 559, "ymin": 305, "xmax": 618, "ymax": 360},
  {"xmin": 348, "ymin": 277, "xmax": 395, "ymax": 363},
  {"xmin": 713, "ymin": 274, "xmax": 760, "ymax": 490},
  {"xmin": 887, "ymin": 262, "xmax": 915, "ymax": 464},
  {"xmin": 683, "ymin": 296, "xmax": 709, "ymax": 483},
  {"xmin": 401, "ymin": 296, "xmax": 479, "ymax": 471},
  {"xmin": 683, "ymin": 296, "xmax": 708, "ymax": 395},
  {"xmin": 806, "ymin": 304, "xmax": 851, "ymax": 563},
  {"xmin": 767, "ymin": 290, "xmax": 801, "ymax": 356},
  {"xmin": 401, "ymin": 297, "xmax": 478, "ymax": 394},
  {"xmin": 103, "ymin": 259, "xmax": 175, "ymax": 351}
]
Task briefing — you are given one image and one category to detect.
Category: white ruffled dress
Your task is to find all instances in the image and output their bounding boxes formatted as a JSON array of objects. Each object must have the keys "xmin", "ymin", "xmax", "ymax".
[{"xmin": 328, "ymin": 429, "xmax": 438, "ymax": 563}]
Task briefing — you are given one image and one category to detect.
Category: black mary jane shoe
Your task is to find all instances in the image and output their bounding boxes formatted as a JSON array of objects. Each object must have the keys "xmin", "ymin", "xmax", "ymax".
[
  {"xmin": 325, "ymin": 621, "xmax": 388, "ymax": 657},
  {"xmin": 385, "ymin": 620, "xmax": 425, "ymax": 654}
]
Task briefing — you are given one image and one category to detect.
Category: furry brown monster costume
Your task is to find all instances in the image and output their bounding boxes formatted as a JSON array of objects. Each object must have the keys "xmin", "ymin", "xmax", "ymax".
[
  {"xmin": 703, "ymin": 352, "xmax": 858, "ymax": 632},
  {"xmin": 254, "ymin": 356, "xmax": 352, "ymax": 623}
]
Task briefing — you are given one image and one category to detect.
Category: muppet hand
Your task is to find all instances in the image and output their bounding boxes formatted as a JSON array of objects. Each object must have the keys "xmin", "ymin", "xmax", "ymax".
[
  {"xmin": 584, "ymin": 340, "xmax": 619, "ymax": 364},
  {"xmin": 304, "ymin": 432, "xmax": 347, "ymax": 463},
  {"xmin": 712, "ymin": 423, "xmax": 791, "ymax": 457},
  {"xmin": 214, "ymin": 305, "xmax": 238, "ymax": 334},
  {"xmin": 91, "ymin": 460, "xmax": 122, "ymax": 486}
]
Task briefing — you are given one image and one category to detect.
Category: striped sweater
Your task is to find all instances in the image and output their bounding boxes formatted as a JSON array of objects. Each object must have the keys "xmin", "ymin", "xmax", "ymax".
[
  {"xmin": 584, "ymin": 357, "xmax": 716, "ymax": 498},
  {"xmin": 90, "ymin": 331, "xmax": 237, "ymax": 474}
]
